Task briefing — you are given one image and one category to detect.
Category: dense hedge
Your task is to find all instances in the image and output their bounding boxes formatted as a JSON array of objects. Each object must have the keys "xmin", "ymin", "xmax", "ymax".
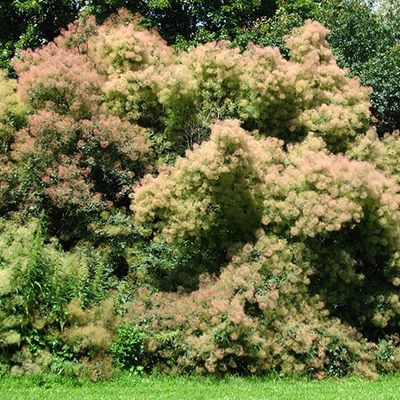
[{"xmin": 0, "ymin": 10, "xmax": 399, "ymax": 379}]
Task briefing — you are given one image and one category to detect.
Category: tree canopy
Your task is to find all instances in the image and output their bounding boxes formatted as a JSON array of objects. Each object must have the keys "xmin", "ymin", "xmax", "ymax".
[{"xmin": 0, "ymin": 0, "xmax": 278, "ymax": 70}]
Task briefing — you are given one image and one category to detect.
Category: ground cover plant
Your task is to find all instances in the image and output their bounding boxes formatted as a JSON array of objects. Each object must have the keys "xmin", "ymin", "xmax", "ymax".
[{"xmin": 0, "ymin": 8, "xmax": 399, "ymax": 380}]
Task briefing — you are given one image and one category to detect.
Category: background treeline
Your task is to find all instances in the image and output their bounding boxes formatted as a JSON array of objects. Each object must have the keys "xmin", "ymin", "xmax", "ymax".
[
  {"xmin": 0, "ymin": 2, "xmax": 399, "ymax": 380},
  {"xmin": 1, "ymin": 0, "xmax": 400, "ymax": 133}
]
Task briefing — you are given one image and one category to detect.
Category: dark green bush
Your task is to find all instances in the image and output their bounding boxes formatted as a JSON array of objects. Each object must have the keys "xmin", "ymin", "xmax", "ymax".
[{"xmin": 361, "ymin": 45, "xmax": 400, "ymax": 133}]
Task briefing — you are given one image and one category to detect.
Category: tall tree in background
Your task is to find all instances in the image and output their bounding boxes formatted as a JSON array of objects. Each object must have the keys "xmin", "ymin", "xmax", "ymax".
[
  {"xmin": 373, "ymin": 0, "xmax": 400, "ymax": 20},
  {"xmin": 84, "ymin": 1, "xmax": 278, "ymax": 45},
  {"xmin": 0, "ymin": 1, "xmax": 81, "ymax": 70}
]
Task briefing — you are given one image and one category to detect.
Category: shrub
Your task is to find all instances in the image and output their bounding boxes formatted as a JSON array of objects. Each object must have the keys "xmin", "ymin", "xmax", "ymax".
[
  {"xmin": 375, "ymin": 336, "xmax": 400, "ymax": 373},
  {"xmin": 157, "ymin": 42, "xmax": 243, "ymax": 151},
  {"xmin": 0, "ymin": 217, "xmax": 85, "ymax": 358},
  {"xmin": 9, "ymin": 110, "xmax": 150, "ymax": 241},
  {"xmin": 130, "ymin": 117, "xmax": 399, "ymax": 374},
  {"xmin": 102, "ymin": 19, "xmax": 371, "ymax": 155},
  {"xmin": 125, "ymin": 232, "xmax": 377, "ymax": 377},
  {"xmin": 238, "ymin": 21, "xmax": 371, "ymax": 152},
  {"xmin": 54, "ymin": 15, "xmax": 99, "ymax": 54},
  {"xmin": 61, "ymin": 297, "xmax": 118, "ymax": 381},
  {"xmin": 0, "ymin": 215, "xmax": 127, "ymax": 376},
  {"xmin": 87, "ymin": 21, "xmax": 173, "ymax": 76},
  {"xmin": 131, "ymin": 120, "xmax": 274, "ymax": 287},
  {"xmin": 237, "ymin": 0, "xmax": 400, "ymax": 133},
  {"xmin": 348, "ymin": 129, "xmax": 400, "ymax": 183},
  {"xmin": 62, "ymin": 298, "xmax": 116, "ymax": 355},
  {"xmin": 262, "ymin": 137, "xmax": 400, "ymax": 338},
  {"xmin": 109, "ymin": 325, "xmax": 146, "ymax": 372}
]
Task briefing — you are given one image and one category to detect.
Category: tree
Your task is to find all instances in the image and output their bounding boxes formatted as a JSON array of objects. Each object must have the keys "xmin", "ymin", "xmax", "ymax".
[
  {"xmin": 0, "ymin": 0, "xmax": 81, "ymax": 70},
  {"xmin": 373, "ymin": 0, "xmax": 400, "ymax": 22},
  {"xmin": 84, "ymin": 1, "xmax": 278, "ymax": 46}
]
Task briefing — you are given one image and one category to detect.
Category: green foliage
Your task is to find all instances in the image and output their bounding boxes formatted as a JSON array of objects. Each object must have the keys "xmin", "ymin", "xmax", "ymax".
[
  {"xmin": 126, "ymin": 239, "xmax": 211, "ymax": 291},
  {"xmin": 0, "ymin": 70, "xmax": 27, "ymax": 153},
  {"xmin": 0, "ymin": 216, "xmax": 127, "ymax": 376},
  {"xmin": 375, "ymin": 337, "xmax": 400, "ymax": 373},
  {"xmin": 361, "ymin": 45, "xmax": 400, "ymax": 133},
  {"xmin": 0, "ymin": 1, "xmax": 81, "ymax": 71},
  {"xmin": 325, "ymin": 337, "xmax": 354, "ymax": 378},
  {"xmin": 373, "ymin": 0, "xmax": 400, "ymax": 23},
  {"xmin": 0, "ymin": 217, "xmax": 81, "ymax": 353},
  {"xmin": 83, "ymin": 1, "xmax": 278, "ymax": 48},
  {"xmin": 316, "ymin": 1, "xmax": 393, "ymax": 69},
  {"xmin": 109, "ymin": 325, "xmax": 146, "ymax": 372}
]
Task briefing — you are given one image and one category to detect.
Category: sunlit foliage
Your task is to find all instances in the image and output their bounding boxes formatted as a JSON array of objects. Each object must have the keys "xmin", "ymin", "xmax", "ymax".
[{"xmin": 0, "ymin": 11, "xmax": 399, "ymax": 378}]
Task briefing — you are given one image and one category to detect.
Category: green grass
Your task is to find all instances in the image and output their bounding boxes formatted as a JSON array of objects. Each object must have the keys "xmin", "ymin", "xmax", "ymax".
[{"xmin": 0, "ymin": 374, "xmax": 399, "ymax": 400}]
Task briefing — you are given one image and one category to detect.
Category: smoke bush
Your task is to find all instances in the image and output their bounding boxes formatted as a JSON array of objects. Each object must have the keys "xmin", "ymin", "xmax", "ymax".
[
  {"xmin": 9, "ymin": 109, "xmax": 150, "ymax": 240},
  {"xmin": 99, "ymin": 19, "xmax": 371, "ymax": 155},
  {"xmin": 88, "ymin": 23, "xmax": 173, "ymax": 76},
  {"xmin": 348, "ymin": 129, "xmax": 400, "ymax": 184},
  {"xmin": 131, "ymin": 116, "xmax": 399, "ymax": 373},
  {"xmin": 131, "ymin": 120, "xmax": 280, "ymax": 285},
  {"xmin": 0, "ymin": 10, "xmax": 398, "ymax": 377},
  {"xmin": 133, "ymin": 118, "xmax": 400, "ymax": 336},
  {"xmin": 125, "ymin": 231, "xmax": 376, "ymax": 377},
  {"xmin": 262, "ymin": 137, "xmax": 400, "ymax": 338},
  {"xmin": 13, "ymin": 44, "xmax": 104, "ymax": 120}
]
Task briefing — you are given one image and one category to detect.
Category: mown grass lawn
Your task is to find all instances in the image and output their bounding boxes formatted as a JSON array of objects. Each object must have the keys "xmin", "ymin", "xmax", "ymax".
[{"xmin": 0, "ymin": 374, "xmax": 399, "ymax": 400}]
